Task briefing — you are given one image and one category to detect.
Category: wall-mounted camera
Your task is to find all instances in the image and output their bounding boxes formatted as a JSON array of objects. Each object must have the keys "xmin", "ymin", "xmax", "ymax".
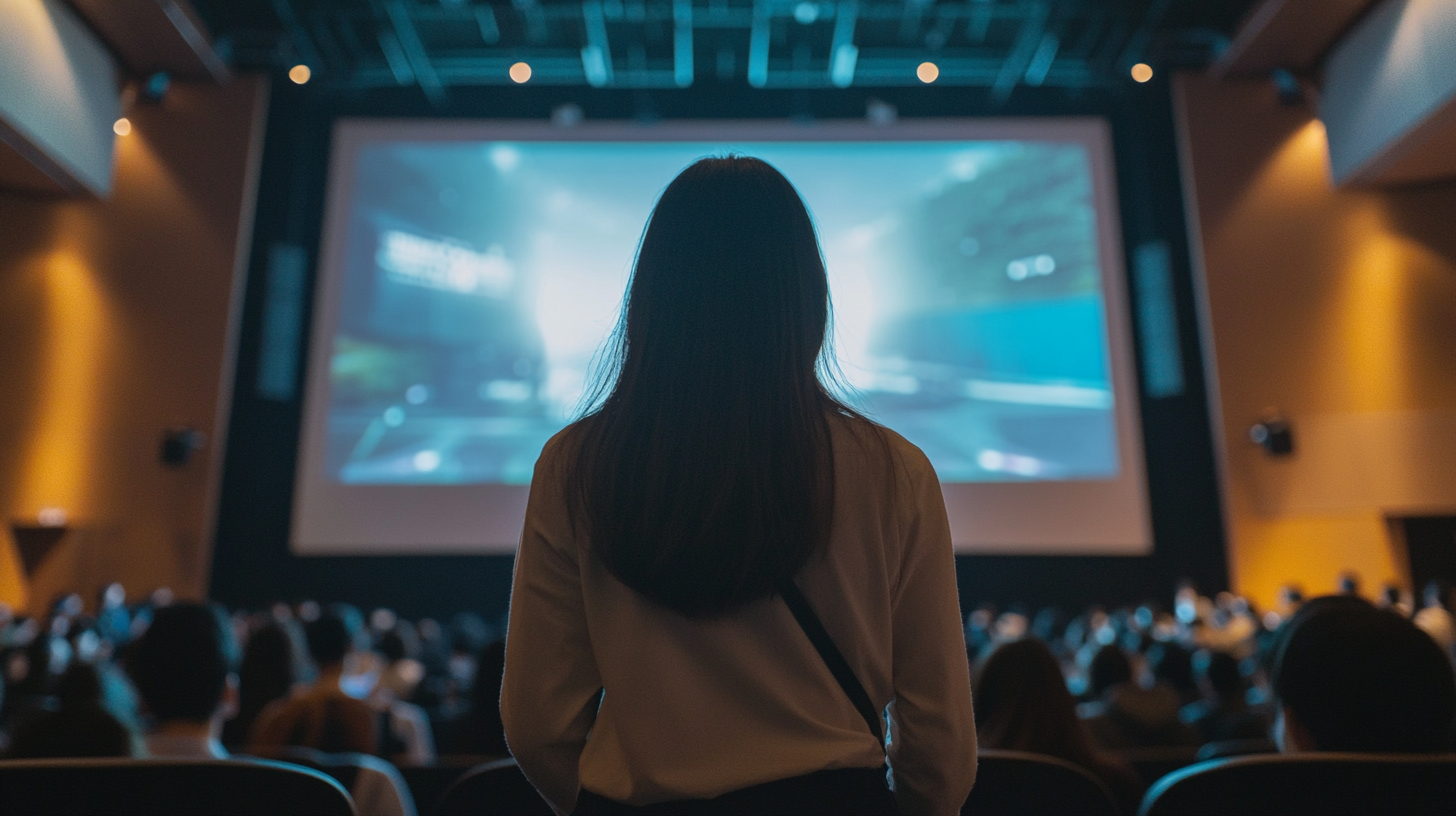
[
  {"xmin": 1248, "ymin": 416, "xmax": 1294, "ymax": 456},
  {"xmin": 160, "ymin": 426, "xmax": 207, "ymax": 468}
]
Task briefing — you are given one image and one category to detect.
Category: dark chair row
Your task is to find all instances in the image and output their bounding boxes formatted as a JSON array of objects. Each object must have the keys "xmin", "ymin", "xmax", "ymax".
[
  {"xmin": 0, "ymin": 757, "xmax": 356, "ymax": 815},
  {"xmin": 3, "ymin": 750, "xmax": 1454, "ymax": 815}
]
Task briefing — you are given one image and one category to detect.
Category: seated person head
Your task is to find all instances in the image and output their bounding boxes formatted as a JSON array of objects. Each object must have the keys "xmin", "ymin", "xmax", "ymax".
[
  {"xmin": 8, "ymin": 663, "xmax": 136, "ymax": 758},
  {"xmin": 1087, "ymin": 644, "xmax": 1133, "ymax": 699},
  {"xmin": 1271, "ymin": 595, "xmax": 1455, "ymax": 753},
  {"xmin": 1193, "ymin": 649, "xmax": 1246, "ymax": 703},
  {"xmin": 303, "ymin": 604, "xmax": 365, "ymax": 673},
  {"xmin": 127, "ymin": 602, "xmax": 239, "ymax": 729},
  {"xmin": 1147, "ymin": 641, "xmax": 1196, "ymax": 697}
]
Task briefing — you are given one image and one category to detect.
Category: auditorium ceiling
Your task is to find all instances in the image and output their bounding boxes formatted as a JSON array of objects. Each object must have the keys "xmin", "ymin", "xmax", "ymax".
[{"xmin": 190, "ymin": 0, "xmax": 1256, "ymax": 99}]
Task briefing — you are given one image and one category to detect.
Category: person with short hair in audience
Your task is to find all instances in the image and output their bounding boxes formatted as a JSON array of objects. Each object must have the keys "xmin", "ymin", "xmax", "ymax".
[
  {"xmin": 976, "ymin": 638, "xmax": 1142, "ymax": 813},
  {"xmin": 251, "ymin": 606, "xmax": 377, "ymax": 754},
  {"xmin": 1377, "ymin": 583, "xmax": 1412, "ymax": 617},
  {"xmin": 1146, "ymin": 641, "xmax": 1199, "ymax": 706},
  {"xmin": 8, "ymin": 662, "xmax": 137, "ymax": 758},
  {"xmin": 1081, "ymin": 644, "xmax": 1200, "ymax": 750},
  {"xmin": 1337, "ymin": 572, "xmax": 1361, "ymax": 597},
  {"xmin": 1180, "ymin": 649, "xmax": 1269, "ymax": 743},
  {"xmin": 1271, "ymin": 595, "xmax": 1456, "ymax": 753},
  {"xmin": 1413, "ymin": 581, "xmax": 1455, "ymax": 656},
  {"xmin": 126, "ymin": 602, "xmax": 238, "ymax": 759},
  {"xmin": 442, "ymin": 638, "xmax": 508, "ymax": 758},
  {"xmin": 250, "ymin": 605, "xmax": 418, "ymax": 816}
]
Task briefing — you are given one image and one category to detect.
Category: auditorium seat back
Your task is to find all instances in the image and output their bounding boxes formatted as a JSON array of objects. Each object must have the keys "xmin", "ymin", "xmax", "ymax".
[
  {"xmin": 1113, "ymin": 745, "xmax": 1200, "ymax": 788},
  {"xmin": 0, "ymin": 757, "xmax": 356, "ymax": 815},
  {"xmin": 963, "ymin": 749, "xmax": 1118, "ymax": 816},
  {"xmin": 1138, "ymin": 753, "xmax": 1456, "ymax": 816},
  {"xmin": 437, "ymin": 757, "xmax": 553, "ymax": 816},
  {"xmin": 397, "ymin": 760, "xmax": 487, "ymax": 815},
  {"xmin": 1194, "ymin": 737, "xmax": 1277, "ymax": 761}
]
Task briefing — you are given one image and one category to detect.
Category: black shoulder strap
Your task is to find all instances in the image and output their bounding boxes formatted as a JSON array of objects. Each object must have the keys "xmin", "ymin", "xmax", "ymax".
[{"xmin": 779, "ymin": 581, "xmax": 885, "ymax": 746}]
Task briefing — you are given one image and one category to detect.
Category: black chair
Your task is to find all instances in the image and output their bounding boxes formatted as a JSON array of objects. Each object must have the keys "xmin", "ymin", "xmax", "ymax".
[
  {"xmin": 273, "ymin": 747, "xmax": 417, "ymax": 814},
  {"xmin": 0, "ymin": 757, "xmax": 356, "ymax": 815},
  {"xmin": 397, "ymin": 761, "xmax": 480, "ymax": 815},
  {"xmin": 437, "ymin": 757, "xmax": 554, "ymax": 816},
  {"xmin": 963, "ymin": 749, "xmax": 1119, "ymax": 816},
  {"xmin": 1139, "ymin": 753, "xmax": 1456, "ymax": 816},
  {"xmin": 1194, "ymin": 737, "xmax": 1277, "ymax": 761},
  {"xmin": 1113, "ymin": 745, "xmax": 1201, "ymax": 789}
]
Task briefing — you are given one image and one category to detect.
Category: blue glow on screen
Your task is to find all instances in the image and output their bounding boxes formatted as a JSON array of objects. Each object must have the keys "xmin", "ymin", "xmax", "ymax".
[{"xmin": 327, "ymin": 140, "xmax": 1116, "ymax": 485}]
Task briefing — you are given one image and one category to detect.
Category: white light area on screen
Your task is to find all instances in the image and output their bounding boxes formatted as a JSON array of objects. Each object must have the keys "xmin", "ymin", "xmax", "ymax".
[
  {"xmin": 977, "ymin": 449, "xmax": 1045, "ymax": 477},
  {"xmin": 858, "ymin": 372, "xmax": 919, "ymax": 395},
  {"xmin": 964, "ymin": 379, "xmax": 1111, "ymax": 408},
  {"xmin": 489, "ymin": 144, "xmax": 521, "ymax": 173},
  {"xmin": 1007, "ymin": 253, "xmax": 1056, "ymax": 281},
  {"xmin": 377, "ymin": 231, "xmax": 515, "ymax": 297},
  {"xmin": 530, "ymin": 189, "xmax": 635, "ymax": 418},
  {"xmin": 480, "ymin": 380, "xmax": 533, "ymax": 402},
  {"xmin": 412, "ymin": 450, "xmax": 441, "ymax": 472}
]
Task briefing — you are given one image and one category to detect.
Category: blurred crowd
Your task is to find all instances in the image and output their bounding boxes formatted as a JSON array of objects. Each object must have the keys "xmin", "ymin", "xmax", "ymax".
[
  {"xmin": 966, "ymin": 574, "xmax": 1456, "ymax": 812},
  {"xmin": 1, "ymin": 572, "xmax": 1452, "ymax": 815}
]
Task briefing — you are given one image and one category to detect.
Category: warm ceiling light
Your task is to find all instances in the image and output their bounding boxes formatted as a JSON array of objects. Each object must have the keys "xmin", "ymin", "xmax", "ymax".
[
  {"xmin": 113, "ymin": 117, "xmax": 131, "ymax": 136},
  {"xmin": 289, "ymin": 64, "xmax": 312, "ymax": 84},
  {"xmin": 917, "ymin": 61, "xmax": 939, "ymax": 83},
  {"xmin": 510, "ymin": 61, "xmax": 532, "ymax": 83},
  {"xmin": 1131, "ymin": 63, "xmax": 1154, "ymax": 83}
]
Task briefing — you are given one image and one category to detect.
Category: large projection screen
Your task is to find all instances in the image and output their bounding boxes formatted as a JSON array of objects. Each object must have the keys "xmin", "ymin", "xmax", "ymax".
[{"xmin": 293, "ymin": 119, "xmax": 1151, "ymax": 556}]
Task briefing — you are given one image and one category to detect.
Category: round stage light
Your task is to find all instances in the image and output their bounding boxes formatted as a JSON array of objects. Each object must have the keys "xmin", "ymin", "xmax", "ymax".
[
  {"xmin": 917, "ymin": 61, "xmax": 939, "ymax": 83},
  {"xmin": 1131, "ymin": 63, "xmax": 1154, "ymax": 83},
  {"xmin": 289, "ymin": 64, "xmax": 312, "ymax": 85},
  {"xmin": 113, "ymin": 117, "xmax": 131, "ymax": 136},
  {"xmin": 510, "ymin": 62, "xmax": 532, "ymax": 83}
]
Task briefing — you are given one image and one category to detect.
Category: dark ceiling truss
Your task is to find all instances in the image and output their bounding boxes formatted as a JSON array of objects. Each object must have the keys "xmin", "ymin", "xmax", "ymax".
[{"xmin": 207, "ymin": 0, "xmax": 1245, "ymax": 98}]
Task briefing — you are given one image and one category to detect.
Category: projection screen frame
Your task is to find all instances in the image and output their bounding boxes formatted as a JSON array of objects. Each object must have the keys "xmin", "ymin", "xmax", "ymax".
[{"xmin": 292, "ymin": 118, "xmax": 1152, "ymax": 556}]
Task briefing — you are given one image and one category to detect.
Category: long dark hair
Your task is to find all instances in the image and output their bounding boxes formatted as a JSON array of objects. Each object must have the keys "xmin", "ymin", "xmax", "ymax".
[
  {"xmin": 566, "ymin": 156, "xmax": 861, "ymax": 619},
  {"xmin": 975, "ymin": 639, "xmax": 1141, "ymax": 810}
]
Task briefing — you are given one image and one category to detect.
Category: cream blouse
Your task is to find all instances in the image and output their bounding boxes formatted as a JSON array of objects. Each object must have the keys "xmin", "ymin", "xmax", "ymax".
[{"xmin": 501, "ymin": 416, "xmax": 977, "ymax": 815}]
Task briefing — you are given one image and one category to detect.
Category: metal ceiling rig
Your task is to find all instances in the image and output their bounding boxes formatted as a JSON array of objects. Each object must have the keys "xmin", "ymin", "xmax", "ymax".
[{"xmin": 206, "ymin": 0, "xmax": 1240, "ymax": 100}]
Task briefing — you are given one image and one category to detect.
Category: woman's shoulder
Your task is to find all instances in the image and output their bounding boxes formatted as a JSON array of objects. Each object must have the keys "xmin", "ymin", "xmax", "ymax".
[
  {"xmin": 531, "ymin": 421, "xmax": 592, "ymax": 480},
  {"xmin": 827, "ymin": 411, "xmax": 938, "ymax": 483}
]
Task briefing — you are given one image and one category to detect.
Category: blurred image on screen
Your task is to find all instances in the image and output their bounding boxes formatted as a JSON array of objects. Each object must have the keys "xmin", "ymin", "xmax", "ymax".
[{"xmin": 325, "ymin": 140, "xmax": 1116, "ymax": 486}]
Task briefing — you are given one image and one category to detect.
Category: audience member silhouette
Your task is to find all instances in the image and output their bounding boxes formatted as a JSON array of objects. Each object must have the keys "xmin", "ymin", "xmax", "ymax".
[
  {"xmin": 250, "ymin": 607, "xmax": 377, "ymax": 754},
  {"xmin": 442, "ymin": 639, "xmax": 507, "ymax": 757},
  {"xmin": 1181, "ymin": 649, "xmax": 1269, "ymax": 743},
  {"xmin": 1271, "ymin": 595, "xmax": 1456, "ymax": 753},
  {"xmin": 7, "ymin": 663, "xmax": 136, "ymax": 758},
  {"xmin": 1414, "ymin": 581, "xmax": 1455, "ymax": 655},
  {"xmin": 126, "ymin": 602, "xmax": 238, "ymax": 759},
  {"xmin": 249, "ymin": 606, "xmax": 416, "ymax": 816},
  {"xmin": 1082, "ymin": 644, "xmax": 1200, "ymax": 749},
  {"xmin": 221, "ymin": 620, "xmax": 302, "ymax": 750},
  {"xmin": 975, "ymin": 639, "xmax": 1141, "ymax": 812}
]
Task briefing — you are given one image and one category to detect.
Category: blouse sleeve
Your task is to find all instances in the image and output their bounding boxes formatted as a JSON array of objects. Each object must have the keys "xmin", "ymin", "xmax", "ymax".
[
  {"xmin": 501, "ymin": 437, "xmax": 603, "ymax": 816},
  {"xmin": 885, "ymin": 447, "xmax": 978, "ymax": 816}
]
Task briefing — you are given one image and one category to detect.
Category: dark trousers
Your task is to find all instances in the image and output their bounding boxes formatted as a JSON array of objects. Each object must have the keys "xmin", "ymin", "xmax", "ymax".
[{"xmin": 573, "ymin": 767, "xmax": 898, "ymax": 815}]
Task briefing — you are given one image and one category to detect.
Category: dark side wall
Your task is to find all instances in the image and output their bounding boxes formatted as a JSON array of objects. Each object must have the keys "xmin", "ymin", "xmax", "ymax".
[{"xmin": 0, "ymin": 78, "xmax": 267, "ymax": 613}]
